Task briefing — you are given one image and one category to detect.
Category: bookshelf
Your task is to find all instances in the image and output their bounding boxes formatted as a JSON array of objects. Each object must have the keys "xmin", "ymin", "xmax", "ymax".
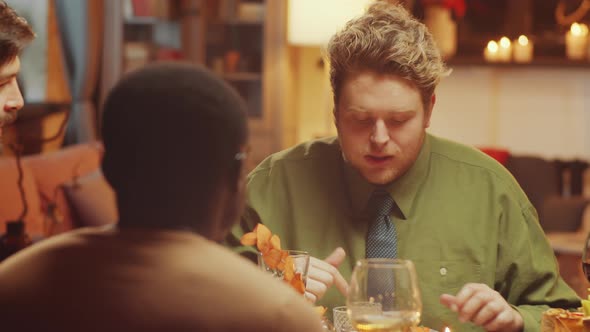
[{"xmin": 101, "ymin": 0, "xmax": 289, "ymax": 166}]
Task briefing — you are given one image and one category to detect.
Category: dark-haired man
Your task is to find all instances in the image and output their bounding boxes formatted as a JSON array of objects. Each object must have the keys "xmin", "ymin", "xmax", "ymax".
[
  {"xmin": 0, "ymin": 63, "xmax": 323, "ymax": 332},
  {"xmin": 0, "ymin": 0, "xmax": 35, "ymax": 138}
]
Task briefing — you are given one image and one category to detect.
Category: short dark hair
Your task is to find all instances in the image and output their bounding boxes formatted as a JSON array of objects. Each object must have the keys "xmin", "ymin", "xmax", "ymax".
[
  {"xmin": 0, "ymin": 1, "xmax": 35, "ymax": 66},
  {"xmin": 101, "ymin": 63, "xmax": 248, "ymax": 232}
]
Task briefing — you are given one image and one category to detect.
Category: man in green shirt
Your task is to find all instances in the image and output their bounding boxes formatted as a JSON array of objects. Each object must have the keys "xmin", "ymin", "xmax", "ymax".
[{"xmin": 229, "ymin": 2, "xmax": 580, "ymax": 331}]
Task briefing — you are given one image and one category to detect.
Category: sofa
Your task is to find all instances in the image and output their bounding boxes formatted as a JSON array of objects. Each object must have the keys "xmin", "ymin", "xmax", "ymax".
[
  {"xmin": 0, "ymin": 142, "xmax": 117, "ymax": 239},
  {"xmin": 502, "ymin": 155, "xmax": 590, "ymax": 251},
  {"xmin": 481, "ymin": 148, "xmax": 590, "ymax": 296}
]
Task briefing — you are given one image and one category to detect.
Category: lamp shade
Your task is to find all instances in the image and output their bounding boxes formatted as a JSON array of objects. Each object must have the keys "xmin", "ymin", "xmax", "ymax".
[{"xmin": 288, "ymin": 0, "xmax": 373, "ymax": 46}]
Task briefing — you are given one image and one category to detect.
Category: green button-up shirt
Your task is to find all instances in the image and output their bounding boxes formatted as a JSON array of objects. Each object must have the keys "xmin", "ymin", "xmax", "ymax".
[{"xmin": 228, "ymin": 134, "xmax": 580, "ymax": 331}]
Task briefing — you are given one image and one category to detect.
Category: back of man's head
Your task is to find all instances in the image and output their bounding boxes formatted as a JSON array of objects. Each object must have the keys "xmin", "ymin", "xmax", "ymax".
[
  {"xmin": 101, "ymin": 63, "xmax": 248, "ymax": 234},
  {"xmin": 0, "ymin": 1, "xmax": 35, "ymax": 66}
]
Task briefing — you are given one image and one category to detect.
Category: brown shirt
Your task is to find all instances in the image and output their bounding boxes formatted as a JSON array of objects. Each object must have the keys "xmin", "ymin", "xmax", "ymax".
[{"xmin": 0, "ymin": 226, "xmax": 323, "ymax": 332}]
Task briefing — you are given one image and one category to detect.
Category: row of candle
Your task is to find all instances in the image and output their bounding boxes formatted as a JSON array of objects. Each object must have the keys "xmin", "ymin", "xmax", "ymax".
[
  {"xmin": 565, "ymin": 22, "xmax": 588, "ymax": 60},
  {"xmin": 483, "ymin": 36, "xmax": 533, "ymax": 63},
  {"xmin": 483, "ymin": 22, "xmax": 590, "ymax": 63}
]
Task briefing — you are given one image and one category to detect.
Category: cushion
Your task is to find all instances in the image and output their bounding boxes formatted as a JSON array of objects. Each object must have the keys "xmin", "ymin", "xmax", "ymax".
[
  {"xmin": 23, "ymin": 142, "xmax": 103, "ymax": 233},
  {"xmin": 62, "ymin": 169, "xmax": 118, "ymax": 227},
  {"xmin": 0, "ymin": 157, "xmax": 45, "ymax": 237},
  {"xmin": 478, "ymin": 147, "xmax": 510, "ymax": 165}
]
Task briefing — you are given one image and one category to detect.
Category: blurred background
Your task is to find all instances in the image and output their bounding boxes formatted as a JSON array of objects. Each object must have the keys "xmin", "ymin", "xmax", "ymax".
[{"xmin": 3, "ymin": 0, "xmax": 590, "ymax": 295}]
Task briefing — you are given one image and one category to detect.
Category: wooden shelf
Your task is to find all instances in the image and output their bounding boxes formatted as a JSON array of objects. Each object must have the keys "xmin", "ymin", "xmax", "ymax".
[
  {"xmin": 208, "ymin": 19, "xmax": 263, "ymax": 26},
  {"xmin": 124, "ymin": 16, "xmax": 160, "ymax": 25},
  {"xmin": 447, "ymin": 55, "xmax": 590, "ymax": 69},
  {"xmin": 222, "ymin": 72, "xmax": 262, "ymax": 81}
]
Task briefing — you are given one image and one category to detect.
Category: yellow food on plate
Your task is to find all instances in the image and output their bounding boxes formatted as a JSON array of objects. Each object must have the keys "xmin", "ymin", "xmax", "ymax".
[{"xmin": 541, "ymin": 308, "xmax": 585, "ymax": 332}]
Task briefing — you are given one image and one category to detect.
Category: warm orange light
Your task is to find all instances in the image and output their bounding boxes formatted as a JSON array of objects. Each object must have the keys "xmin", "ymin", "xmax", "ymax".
[
  {"xmin": 518, "ymin": 35, "xmax": 529, "ymax": 46},
  {"xmin": 571, "ymin": 22, "xmax": 589, "ymax": 36},
  {"xmin": 499, "ymin": 37, "xmax": 511, "ymax": 49},
  {"xmin": 487, "ymin": 40, "xmax": 499, "ymax": 53}
]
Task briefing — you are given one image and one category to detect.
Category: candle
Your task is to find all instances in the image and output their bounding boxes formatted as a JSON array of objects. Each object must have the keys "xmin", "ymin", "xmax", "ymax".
[
  {"xmin": 444, "ymin": 327, "xmax": 451, "ymax": 332},
  {"xmin": 566, "ymin": 22, "xmax": 588, "ymax": 60},
  {"xmin": 484, "ymin": 40, "xmax": 499, "ymax": 63},
  {"xmin": 513, "ymin": 35, "xmax": 533, "ymax": 63},
  {"xmin": 498, "ymin": 36, "xmax": 512, "ymax": 62}
]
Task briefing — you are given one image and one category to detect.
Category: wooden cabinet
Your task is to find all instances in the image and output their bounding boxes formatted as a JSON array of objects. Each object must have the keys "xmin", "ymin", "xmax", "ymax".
[{"xmin": 101, "ymin": 0, "xmax": 290, "ymax": 166}]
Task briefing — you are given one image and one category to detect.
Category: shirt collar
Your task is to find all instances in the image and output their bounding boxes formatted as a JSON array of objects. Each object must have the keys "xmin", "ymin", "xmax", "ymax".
[{"xmin": 344, "ymin": 134, "xmax": 432, "ymax": 220}]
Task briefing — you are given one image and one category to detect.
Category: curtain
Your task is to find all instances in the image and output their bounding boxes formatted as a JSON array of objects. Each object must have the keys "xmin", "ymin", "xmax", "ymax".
[{"xmin": 54, "ymin": 0, "xmax": 103, "ymax": 144}]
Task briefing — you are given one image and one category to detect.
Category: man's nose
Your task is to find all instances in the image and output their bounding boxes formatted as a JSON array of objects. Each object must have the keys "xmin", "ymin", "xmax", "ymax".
[
  {"xmin": 370, "ymin": 119, "xmax": 389, "ymax": 146},
  {"xmin": 5, "ymin": 81, "xmax": 24, "ymax": 113}
]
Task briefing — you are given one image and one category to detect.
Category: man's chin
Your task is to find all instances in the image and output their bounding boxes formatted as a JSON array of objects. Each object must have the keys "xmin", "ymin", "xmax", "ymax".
[{"xmin": 361, "ymin": 169, "xmax": 400, "ymax": 185}]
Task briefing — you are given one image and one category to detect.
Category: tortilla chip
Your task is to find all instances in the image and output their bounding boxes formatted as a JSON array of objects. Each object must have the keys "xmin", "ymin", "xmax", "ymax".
[
  {"xmin": 290, "ymin": 273, "xmax": 305, "ymax": 294},
  {"xmin": 283, "ymin": 255, "xmax": 295, "ymax": 281},
  {"xmin": 263, "ymin": 248, "xmax": 283, "ymax": 269},
  {"xmin": 270, "ymin": 234, "xmax": 281, "ymax": 250},
  {"xmin": 240, "ymin": 231, "xmax": 257, "ymax": 246},
  {"xmin": 256, "ymin": 224, "xmax": 272, "ymax": 252}
]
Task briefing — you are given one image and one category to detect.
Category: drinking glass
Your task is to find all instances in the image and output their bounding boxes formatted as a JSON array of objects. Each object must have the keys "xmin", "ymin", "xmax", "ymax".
[
  {"xmin": 347, "ymin": 259, "xmax": 422, "ymax": 332},
  {"xmin": 257, "ymin": 250, "xmax": 310, "ymax": 293},
  {"xmin": 333, "ymin": 303, "xmax": 382, "ymax": 332}
]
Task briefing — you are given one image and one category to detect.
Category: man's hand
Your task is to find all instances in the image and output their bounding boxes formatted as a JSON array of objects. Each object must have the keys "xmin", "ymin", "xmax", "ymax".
[
  {"xmin": 304, "ymin": 247, "xmax": 348, "ymax": 303},
  {"xmin": 440, "ymin": 283, "xmax": 523, "ymax": 332}
]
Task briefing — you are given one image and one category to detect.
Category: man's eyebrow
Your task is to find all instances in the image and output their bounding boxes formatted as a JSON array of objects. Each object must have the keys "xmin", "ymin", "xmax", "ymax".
[{"xmin": 345, "ymin": 106, "xmax": 416, "ymax": 115}]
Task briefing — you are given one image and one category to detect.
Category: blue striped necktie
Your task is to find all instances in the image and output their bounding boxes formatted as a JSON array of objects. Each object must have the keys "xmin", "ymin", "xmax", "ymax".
[{"xmin": 365, "ymin": 189, "xmax": 397, "ymax": 259}]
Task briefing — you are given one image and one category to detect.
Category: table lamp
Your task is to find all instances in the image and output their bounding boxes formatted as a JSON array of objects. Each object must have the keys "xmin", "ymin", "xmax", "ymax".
[{"xmin": 287, "ymin": 0, "xmax": 372, "ymax": 137}]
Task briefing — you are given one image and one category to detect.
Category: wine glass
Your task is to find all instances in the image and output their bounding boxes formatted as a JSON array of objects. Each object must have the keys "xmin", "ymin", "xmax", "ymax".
[{"xmin": 347, "ymin": 259, "xmax": 422, "ymax": 332}]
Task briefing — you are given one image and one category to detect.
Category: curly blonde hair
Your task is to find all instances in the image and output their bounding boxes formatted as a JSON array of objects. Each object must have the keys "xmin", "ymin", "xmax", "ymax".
[
  {"xmin": 328, "ymin": 1, "xmax": 449, "ymax": 109},
  {"xmin": 0, "ymin": 1, "xmax": 35, "ymax": 66}
]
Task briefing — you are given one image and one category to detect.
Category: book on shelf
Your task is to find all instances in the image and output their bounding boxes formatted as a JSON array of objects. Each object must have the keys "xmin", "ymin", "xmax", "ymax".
[
  {"xmin": 123, "ymin": 42, "xmax": 151, "ymax": 73},
  {"xmin": 124, "ymin": 0, "xmax": 178, "ymax": 20}
]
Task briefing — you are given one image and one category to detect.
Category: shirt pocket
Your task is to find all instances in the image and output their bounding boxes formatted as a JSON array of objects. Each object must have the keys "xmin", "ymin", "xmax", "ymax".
[{"xmin": 412, "ymin": 260, "xmax": 483, "ymax": 331}]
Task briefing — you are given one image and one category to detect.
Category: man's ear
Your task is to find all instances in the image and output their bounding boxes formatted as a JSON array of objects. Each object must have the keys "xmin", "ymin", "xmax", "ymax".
[{"xmin": 424, "ymin": 94, "xmax": 436, "ymax": 128}]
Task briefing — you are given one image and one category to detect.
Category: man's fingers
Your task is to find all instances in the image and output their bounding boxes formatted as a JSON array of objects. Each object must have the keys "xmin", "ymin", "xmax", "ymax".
[
  {"xmin": 324, "ymin": 247, "xmax": 346, "ymax": 267},
  {"xmin": 307, "ymin": 265, "xmax": 334, "ymax": 286},
  {"xmin": 469, "ymin": 297, "xmax": 501, "ymax": 326},
  {"xmin": 454, "ymin": 283, "xmax": 478, "ymax": 306},
  {"xmin": 311, "ymin": 248, "xmax": 349, "ymax": 296},
  {"xmin": 311, "ymin": 257, "xmax": 348, "ymax": 296},
  {"xmin": 305, "ymin": 279, "xmax": 327, "ymax": 303},
  {"xmin": 332, "ymin": 267, "xmax": 349, "ymax": 295},
  {"xmin": 458, "ymin": 291, "xmax": 489, "ymax": 323},
  {"xmin": 439, "ymin": 294, "xmax": 459, "ymax": 312},
  {"xmin": 305, "ymin": 290, "xmax": 317, "ymax": 303},
  {"xmin": 484, "ymin": 309, "xmax": 513, "ymax": 332}
]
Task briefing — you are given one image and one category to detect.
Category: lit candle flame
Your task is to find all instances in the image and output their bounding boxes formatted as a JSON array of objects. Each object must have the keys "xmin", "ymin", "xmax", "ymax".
[
  {"xmin": 518, "ymin": 35, "xmax": 529, "ymax": 46},
  {"xmin": 499, "ymin": 37, "xmax": 511, "ymax": 49},
  {"xmin": 572, "ymin": 22, "xmax": 582, "ymax": 35},
  {"xmin": 444, "ymin": 327, "xmax": 451, "ymax": 332},
  {"xmin": 571, "ymin": 22, "xmax": 588, "ymax": 36},
  {"xmin": 487, "ymin": 40, "xmax": 498, "ymax": 53}
]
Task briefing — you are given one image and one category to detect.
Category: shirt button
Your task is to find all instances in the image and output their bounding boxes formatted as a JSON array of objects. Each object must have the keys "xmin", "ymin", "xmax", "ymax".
[{"xmin": 439, "ymin": 267, "xmax": 448, "ymax": 276}]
